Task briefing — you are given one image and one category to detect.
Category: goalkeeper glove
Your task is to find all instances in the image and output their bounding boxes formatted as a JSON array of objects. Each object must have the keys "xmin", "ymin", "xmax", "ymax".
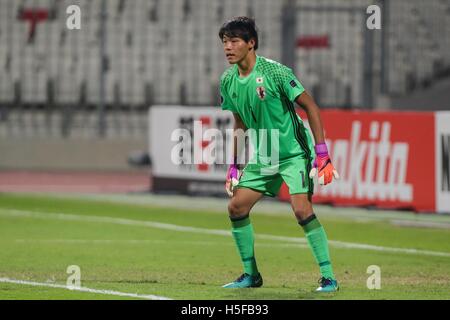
[
  {"xmin": 225, "ymin": 162, "xmax": 240, "ymax": 197},
  {"xmin": 309, "ymin": 142, "xmax": 339, "ymax": 185}
]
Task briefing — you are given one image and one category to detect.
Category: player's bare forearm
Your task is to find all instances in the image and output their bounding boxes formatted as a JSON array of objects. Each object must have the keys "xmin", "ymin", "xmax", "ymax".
[
  {"xmin": 232, "ymin": 113, "xmax": 246, "ymax": 164},
  {"xmin": 295, "ymin": 92, "xmax": 325, "ymax": 144},
  {"xmin": 296, "ymin": 92, "xmax": 339, "ymax": 185}
]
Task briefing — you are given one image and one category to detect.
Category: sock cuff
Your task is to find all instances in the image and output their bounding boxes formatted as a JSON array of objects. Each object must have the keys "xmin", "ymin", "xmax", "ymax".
[
  {"xmin": 230, "ymin": 214, "xmax": 251, "ymax": 228},
  {"xmin": 298, "ymin": 214, "xmax": 322, "ymax": 232}
]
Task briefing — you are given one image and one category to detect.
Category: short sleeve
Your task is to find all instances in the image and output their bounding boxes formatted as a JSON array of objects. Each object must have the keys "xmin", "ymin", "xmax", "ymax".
[
  {"xmin": 277, "ymin": 67, "xmax": 305, "ymax": 102},
  {"xmin": 220, "ymin": 80, "xmax": 235, "ymax": 112}
]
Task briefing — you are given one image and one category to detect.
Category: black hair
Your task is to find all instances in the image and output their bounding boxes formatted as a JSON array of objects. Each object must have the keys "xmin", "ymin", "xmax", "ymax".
[{"xmin": 218, "ymin": 16, "xmax": 259, "ymax": 50}]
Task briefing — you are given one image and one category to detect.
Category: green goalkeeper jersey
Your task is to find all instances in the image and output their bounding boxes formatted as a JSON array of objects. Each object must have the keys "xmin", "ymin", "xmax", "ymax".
[{"xmin": 220, "ymin": 55, "xmax": 314, "ymax": 162}]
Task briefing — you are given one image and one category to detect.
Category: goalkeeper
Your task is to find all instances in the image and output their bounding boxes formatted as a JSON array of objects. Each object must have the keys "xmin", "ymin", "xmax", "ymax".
[{"xmin": 219, "ymin": 17, "xmax": 339, "ymax": 292}]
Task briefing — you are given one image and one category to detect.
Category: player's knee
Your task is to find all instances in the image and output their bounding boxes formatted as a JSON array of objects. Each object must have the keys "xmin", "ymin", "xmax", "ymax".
[
  {"xmin": 294, "ymin": 207, "xmax": 313, "ymax": 221},
  {"xmin": 228, "ymin": 201, "xmax": 248, "ymax": 219}
]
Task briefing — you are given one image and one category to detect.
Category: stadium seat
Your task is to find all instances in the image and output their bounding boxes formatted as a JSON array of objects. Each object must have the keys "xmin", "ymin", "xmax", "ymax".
[{"xmin": 1, "ymin": 0, "xmax": 449, "ymax": 138}]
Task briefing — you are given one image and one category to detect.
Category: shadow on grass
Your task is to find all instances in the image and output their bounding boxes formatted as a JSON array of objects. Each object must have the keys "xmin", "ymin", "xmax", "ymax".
[
  {"xmin": 88, "ymin": 279, "xmax": 340, "ymax": 300},
  {"xmin": 220, "ymin": 288, "xmax": 338, "ymax": 300}
]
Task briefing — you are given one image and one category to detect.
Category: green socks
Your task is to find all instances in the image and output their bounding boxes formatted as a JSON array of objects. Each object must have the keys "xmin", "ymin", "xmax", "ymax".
[
  {"xmin": 299, "ymin": 214, "xmax": 335, "ymax": 280},
  {"xmin": 229, "ymin": 213, "xmax": 333, "ymax": 280},
  {"xmin": 230, "ymin": 215, "xmax": 259, "ymax": 276}
]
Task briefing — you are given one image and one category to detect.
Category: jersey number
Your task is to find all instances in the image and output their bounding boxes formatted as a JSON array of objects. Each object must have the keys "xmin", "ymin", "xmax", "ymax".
[{"xmin": 300, "ymin": 170, "xmax": 306, "ymax": 188}]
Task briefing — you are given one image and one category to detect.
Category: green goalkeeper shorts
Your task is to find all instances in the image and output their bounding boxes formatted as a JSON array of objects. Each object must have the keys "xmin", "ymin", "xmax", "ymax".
[{"xmin": 236, "ymin": 155, "xmax": 314, "ymax": 197}]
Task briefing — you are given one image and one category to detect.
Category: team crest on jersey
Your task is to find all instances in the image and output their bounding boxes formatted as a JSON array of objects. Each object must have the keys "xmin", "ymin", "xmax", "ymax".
[
  {"xmin": 256, "ymin": 86, "xmax": 266, "ymax": 100},
  {"xmin": 256, "ymin": 77, "xmax": 263, "ymax": 84}
]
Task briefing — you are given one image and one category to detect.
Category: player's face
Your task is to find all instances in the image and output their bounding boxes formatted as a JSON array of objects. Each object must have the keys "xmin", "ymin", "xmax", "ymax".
[{"xmin": 222, "ymin": 36, "xmax": 254, "ymax": 64}]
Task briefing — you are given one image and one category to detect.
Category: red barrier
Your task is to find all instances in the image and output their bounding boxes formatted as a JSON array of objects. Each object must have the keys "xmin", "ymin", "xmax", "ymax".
[{"xmin": 279, "ymin": 110, "xmax": 436, "ymax": 212}]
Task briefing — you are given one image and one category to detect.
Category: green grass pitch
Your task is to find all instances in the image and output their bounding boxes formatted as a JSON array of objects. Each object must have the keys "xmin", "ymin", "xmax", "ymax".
[{"xmin": 0, "ymin": 193, "xmax": 449, "ymax": 300}]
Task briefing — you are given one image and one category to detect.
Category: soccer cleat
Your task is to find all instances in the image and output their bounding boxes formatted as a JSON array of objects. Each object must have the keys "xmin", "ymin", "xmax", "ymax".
[
  {"xmin": 316, "ymin": 277, "xmax": 339, "ymax": 293},
  {"xmin": 222, "ymin": 273, "xmax": 263, "ymax": 288}
]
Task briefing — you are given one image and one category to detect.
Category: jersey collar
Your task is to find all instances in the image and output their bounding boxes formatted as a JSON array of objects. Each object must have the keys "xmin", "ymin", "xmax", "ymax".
[{"xmin": 236, "ymin": 55, "xmax": 260, "ymax": 82}]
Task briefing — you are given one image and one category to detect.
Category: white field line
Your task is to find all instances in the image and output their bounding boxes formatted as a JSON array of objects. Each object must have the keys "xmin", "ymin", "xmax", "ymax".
[
  {"xmin": 0, "ymin": 278, "xmax": 171, "ymax": 300},
  {"xmin": 52, "ymin": 193, "xmax": 450, "ymax": 224},
  {"xmin": 1, "ymin": 208, "xmax": 449, "ymax": 258},
  {"xmin": 13, "ymin": 239, "xmax": 310, "ymax": 249}
]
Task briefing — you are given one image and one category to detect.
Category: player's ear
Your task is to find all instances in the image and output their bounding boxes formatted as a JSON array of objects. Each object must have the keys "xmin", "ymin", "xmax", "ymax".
[{"xmin": 248, "ymin": 39, "xmax": 255, "ymax": 51}]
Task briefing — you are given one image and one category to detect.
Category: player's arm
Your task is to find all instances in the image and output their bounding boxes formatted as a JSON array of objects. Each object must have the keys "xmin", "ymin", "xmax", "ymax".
[
  {"xmin": 231, "ymin": 112, "xmax": 247, "ymax": 162},
  {"xmin": 295, "ymin": 92, "xmax": 325, "ymax": 145},
  {"xmin": 225, "ymin": 112, "xmax": 246, "ymax": 197},
  {"xmin": 295, "ymin": 92, "xmax": 339, "ymax": 185}
]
